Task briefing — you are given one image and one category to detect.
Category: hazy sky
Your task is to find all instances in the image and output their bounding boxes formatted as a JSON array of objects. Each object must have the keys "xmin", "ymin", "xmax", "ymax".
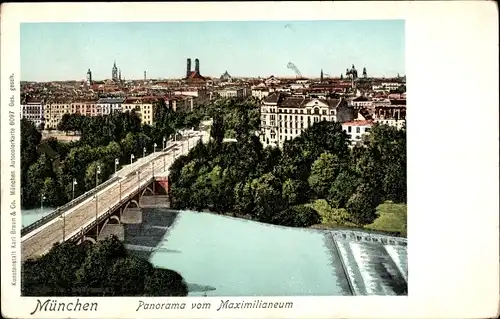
[{"xmin": 21, "ymin": 20, "xmax": 405, "ymax": 81}]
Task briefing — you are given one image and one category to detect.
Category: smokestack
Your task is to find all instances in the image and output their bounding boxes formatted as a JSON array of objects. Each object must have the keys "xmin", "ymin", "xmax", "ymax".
[
  {"xmin": 195, "ymin": 58, "xmax": 200, "ymax": 74},
  {"xmin": 186, "ymin": 58, "xmax": 192, "ymax": 78},
  {"xmin": 144, "ymin": 71, "xmax": 147, "ymax": 81}
]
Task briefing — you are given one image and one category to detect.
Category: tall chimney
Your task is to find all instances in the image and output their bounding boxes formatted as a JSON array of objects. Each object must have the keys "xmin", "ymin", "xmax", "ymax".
[
  {"xmin": 186, "ymin": 58, "xmax": 192, "ymax": 78},
  {"xmin": 195, "ymin": 58, "xmax": 200, "ymax": 74}
]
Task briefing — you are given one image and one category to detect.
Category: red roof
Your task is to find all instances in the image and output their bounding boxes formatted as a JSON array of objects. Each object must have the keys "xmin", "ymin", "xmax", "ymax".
[
  {"xmin": 342, "ymin": 120, "xmax": 374, "ymax": 127},
  {"xmin": 186, "ymin": 71, "xmax": 206, "ymax": 81}
]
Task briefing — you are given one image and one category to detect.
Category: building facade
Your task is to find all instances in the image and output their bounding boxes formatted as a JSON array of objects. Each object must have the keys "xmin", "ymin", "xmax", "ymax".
[
  {"xmin": 260, "ymin": 92, "xmax": 355, "ymax": 148},
  {"xmin": 341, "ymin": 120, "xmax": 374, "ymax": 146},
  {"xmin": 21, "ymin": 99, "xmax": 45, "ymax": 129}
]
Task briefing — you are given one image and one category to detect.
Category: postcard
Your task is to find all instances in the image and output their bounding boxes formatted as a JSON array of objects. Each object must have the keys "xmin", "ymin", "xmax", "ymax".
[{"xmin": 1, "ymin": 1, "xmax": 498, "ymax": 318}]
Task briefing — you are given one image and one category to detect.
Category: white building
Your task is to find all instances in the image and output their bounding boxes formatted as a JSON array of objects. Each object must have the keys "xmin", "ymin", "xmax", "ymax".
[
  {"xmin": 252, "ymin": 88, "xmax": 270, "ymax": 100},
  {"xmin": 97, "ymin": 97, "xmax": 125, "ymax": 115},
  {"xmin": 260, "ymin": 92, "xmax": 355, "ymax": 148},
  {"xmin": 341, "ymin": 120, "xmax": 374, "ymax": 146},
  {"xmin": 217, "ymin": 87, "xmax": 244, "ymax": 98},
  {"xmin": 21, "ymin": 99, "xmax": 44, "ymax": 128}
]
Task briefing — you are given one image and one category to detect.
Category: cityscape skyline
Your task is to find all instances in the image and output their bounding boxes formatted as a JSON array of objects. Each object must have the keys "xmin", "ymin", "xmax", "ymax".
[{"xmin": 21, "ymin": 20, "xmax": 405, "ymax": 82}]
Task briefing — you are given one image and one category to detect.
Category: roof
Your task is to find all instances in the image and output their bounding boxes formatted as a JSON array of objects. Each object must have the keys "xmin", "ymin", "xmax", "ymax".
[
  {"xmin": 353, "ymin": 96, "xmax": 370, "ymax": 102},
  {"xmin": 186, "ymin": 71, "xmax": 206, "ymax": 81},
  {"xmin": 342, "ymin": 120, "xmax": 374, "ymax": 127},
  {"xmin": 390, "ymin": 99, "xmax": 407, "ymax": 106},
  {"xmin": 97, "ymin": 97, "xmax": 125, "ymax": 104}
]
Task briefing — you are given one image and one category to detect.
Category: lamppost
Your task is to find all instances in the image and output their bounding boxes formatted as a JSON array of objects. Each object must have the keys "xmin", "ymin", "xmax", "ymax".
[
  {"xmin": 130, "ymin": 154, "xmax": 135, "ymax": 165},
  {"xmin": 136, "ymin": 171, "xmax": 140, "ymax": 193},
  {"xmin": 114, "ymin": 158, "xmax": 119, "ymax": 174},
  {"xmin": 151, "ymin": 162, "xmax": 154, "ymax": 178},
  {"xmin": 72, "ymin": 178, "xmax": 77, "ymax": 200},
  {"xmin": 143, "ymin": 147, "xmax": 146, "ymax": 158},
  {"xmin": 154, "ymin": 143, "xmax": 157, "ymax": 153},
  {"xmin": 163, "ymin": 137, "xmax": 166, "ymax": 150},
  {"xmin": 61, "ymin": 210, "xmax": 66, "ymax": 241},
  {"xmin": 41, "ymin": 194, "xmax": 46, "ymax": 212},
  {"xmin": 94, "ymin": 195, "xmax": 98, "ymax": 237},
  {"xmin": 95, "ymin": 165, "xmax": 101, "ymax": 188}
]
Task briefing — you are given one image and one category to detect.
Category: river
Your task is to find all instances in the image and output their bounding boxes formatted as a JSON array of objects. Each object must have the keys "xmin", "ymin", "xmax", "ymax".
[{"xmin": 21, "ymin": 207, "xmax": 407, "ymax": 296}]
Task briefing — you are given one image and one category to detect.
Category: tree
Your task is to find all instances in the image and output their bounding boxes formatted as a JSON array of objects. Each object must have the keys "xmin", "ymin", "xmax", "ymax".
[
  {"xmin": 308, "ymin": 152, "xmax": 343, "ymax": 198},
  {"xmin": 327, "ymin": 169, "xmax": 361, "ymax": 208},
  {"xmin": 145, "ymin": 268, "xmax": 188, "ymax": 297},
  {"xmin": 346, "ymin": 183, "xmax": 381, "ymax": 225},
  {"xmin": 249, "ymin": 173, "xmax": 284, "ymax": 223},
  {"xmin": 106, "ymin": 256, "xmax": 153, "ymax": 296},
  {"xmin": 272, "ymin": 205, "xmax": 321, "ymax": 227},
  {"xmin": 84, "ymin": 161, "xmax": 106, "ymax": 190},
  {"xmin": 210, "ymin": 111, "xmax": 225, "ymax": 147}
]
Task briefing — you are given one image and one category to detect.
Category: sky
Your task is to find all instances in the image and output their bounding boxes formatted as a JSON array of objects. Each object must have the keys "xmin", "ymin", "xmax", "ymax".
[{"xmin": 21, "ymin": 20, "xmax": 405, "ymax": 82}]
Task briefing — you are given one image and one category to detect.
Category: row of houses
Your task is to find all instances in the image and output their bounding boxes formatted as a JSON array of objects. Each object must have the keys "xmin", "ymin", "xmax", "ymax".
[{"xmin": 21, "ymin": 94, "xmax": 199, "ymax": 129}]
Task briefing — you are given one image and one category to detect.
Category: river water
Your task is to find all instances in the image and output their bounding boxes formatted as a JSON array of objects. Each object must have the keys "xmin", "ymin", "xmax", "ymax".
[{"xmin": 22, "ymin": 207, "xmax": 408, "ymax": 296}]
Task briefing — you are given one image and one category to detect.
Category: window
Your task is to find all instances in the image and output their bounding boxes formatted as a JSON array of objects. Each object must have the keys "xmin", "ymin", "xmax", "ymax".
[
  {"xmin": 295, "ymin": 116, "xmax": 298, "ymax": 121},
  {"xmin": 323, "ymin": 117, "xmax": 326, "ymax": 121},
  {"xmin": 322, "ymin": 110, "xmax": 327, "ymax": 115},
  {"xmin": 301, "ymin": 116, "xmax": 303, "ymax": 121},
  {"xmin": 285, "ymin": 115, "xmax": 287, "ymax": 120},
  {"xmin": 330, "ymin": 110, "xmax": 335, "ymax": 115},
  {"xmin": 301, "ymin": 123, "xmax": 304, "ymax": 128},
  {"xmin": 285, "ymin": 129, "xmax": 288, "ymax": 134},
  {"xmin": 356, "ymin": 127, "xmax": 361, "ymax": 133},
  {"xmin": 348, "ymin": 126, "xmax": 352, "ymax": 133},
  {"xmin": 279, "ymin": 115, "xmax": 282, "ymax": 120},
  {"xmin": 307, "ymin": 109, "xmax": 311, "ymax": 114},
  {"xmin": 365, "ymin": 128, "xmax": 371, "ymax": 133}
]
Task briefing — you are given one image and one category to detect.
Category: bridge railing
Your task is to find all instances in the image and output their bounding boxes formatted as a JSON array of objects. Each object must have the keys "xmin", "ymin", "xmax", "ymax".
[
  {"xmin": 67, "ymin": 176, "xmax": 156, "ymax": 243},
  {"xmin": 21, "ymin": 176, "xmax": 121, "ymax": 237}
]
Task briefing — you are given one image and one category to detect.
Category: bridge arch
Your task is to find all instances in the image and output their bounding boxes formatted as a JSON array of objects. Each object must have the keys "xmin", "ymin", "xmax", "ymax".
[
  {"xmin": 140, "ymin": 186, "xmax": 154, "ymax": 198},
  {"xmin": 123, "ymin": 199, "xmax": 140, "ymax": 212},
  {"xmin": 100, "ymin": 215, "xmax": 121, "ymax": 234},
  {"xmin": 82, "ymin": 236, "xmax": 96, "ymax": 245}
]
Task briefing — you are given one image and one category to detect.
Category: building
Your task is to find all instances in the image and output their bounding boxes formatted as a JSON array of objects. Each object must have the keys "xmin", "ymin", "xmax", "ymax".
[
  {"xmin": 252, "ymin": 88, "xmax": 270, "ymax": 100},
  {"xmin": 112, "ymin": 61, "xmax": 119, "ymax": 82},
  {"xmin": 96, "ymin": 97, "xmax": 125, "ymax": 115},
  {"xmin": 220, "ymin": 70, "xmax": 232, "ymax": 82},
  {"xmin": 122, "ymin": 98, "xmax": 157, "ymax": 125},
  {"xmin": 185, "ymin": 58, "xmax": 206, "ymax": 84},
  {"xmin": 86, "ymin": 69, "xmax": 92, "ymax": 86},
  {"xmin": 341, "ymin": 120, "xmax": 374, "ymax": 146},
  {"xmin": 260, "ymin": 92, "xmax": 355, "ymax": 148},
  {"xmin": 21, "ymin": 99, "xmax": 45, "ymax": 129},
  {"xmin": 374, "ymin": 99, "xmax": 406, "ymax": 129},
  {"xmin": 217, "ymin": 87, "xmax": 244, "ymax": 98}
]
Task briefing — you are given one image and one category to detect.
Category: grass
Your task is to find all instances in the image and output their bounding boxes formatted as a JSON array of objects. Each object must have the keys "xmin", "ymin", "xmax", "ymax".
[{"xmin": 307, "ymin": 199, "xmax": 407, "ymax": 237}]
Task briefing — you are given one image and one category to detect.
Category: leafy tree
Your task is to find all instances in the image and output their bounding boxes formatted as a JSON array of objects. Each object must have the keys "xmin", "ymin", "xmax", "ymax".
[
  {"xmin": 249, "ymin": 173, "xmax": 284, "ymax": 223},
  {"xmin": 327, "ymin": 169, "xmax": 361, "ymax": 208},
  {"xmin": 145, "ymin": 268, "xmax": 189, "ymax": 297},
  {"xmin": 106, "ymin": 256, "xmax": 153, "ymax": 296},
  {"xmin": 272, "ymin": 205, "xmax": 321, "ymax": 227},
  {"xmin": 346, "ymin": 183, "xmax": 381, "ymax": 225},
  {"xmin": 308, "ymin": 152, "xmax": 343, "ymax": 198}
]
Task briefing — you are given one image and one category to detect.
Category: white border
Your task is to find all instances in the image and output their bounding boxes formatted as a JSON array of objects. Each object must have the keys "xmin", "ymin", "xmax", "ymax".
[{"xmin": 1, "ymin": 1, "xmax": 499, "ymax": 318}]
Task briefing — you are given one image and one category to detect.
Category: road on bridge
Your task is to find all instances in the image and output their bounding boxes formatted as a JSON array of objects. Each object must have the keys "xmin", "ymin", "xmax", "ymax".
[{"xmin": 21, "ymin": 134, "xmax": 203, "ymax": 261}]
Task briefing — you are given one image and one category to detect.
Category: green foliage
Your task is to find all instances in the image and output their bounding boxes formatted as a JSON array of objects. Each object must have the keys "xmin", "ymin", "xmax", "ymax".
[
  {"xmin": 272, "ymin": 205, "xmax": 321, "ymax": 228},
  {"xmin": 307, "ymin": 199, "xmax": 354, "ymax": 226},
  {"xmin": 365, "ymin": 202, "xmax": 407, "ymax": 236},
  {"xmin": 308, "ymin": 152, "xmax": 343, "ymax": 198},
  {"xmin": 22, "ymin": 236, "xmax": 188, "ymax": 297}
]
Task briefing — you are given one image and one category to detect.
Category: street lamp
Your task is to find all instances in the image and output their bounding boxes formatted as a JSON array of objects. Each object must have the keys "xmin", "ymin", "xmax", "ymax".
[
  {"xmin": 114, "ymin": 158, "xmax": 119, "ymax": 174},
  {"xmin": 136, "ymin": 171, "xmax": 140, "ymax": 193},
  {"xmin": 130, "ymin": 154, "xmax": 135, "ymax": 165},
  {"xmin": 163, "ymin": 137, "xmax": 166, "ymax": 150},
  {"xmin": 41, "ymin": 194, "xmax": 46, "ymax": 212},
  {"xmin": 154, "ymin": 143, "xmax": 157, "ymax": 153},
  {"xmin": 60, "ymin": 210, "xmax": 66, "ymax": 241},
  {"xmin": 143, "ymin": 147, "xmax": 146, "ymax": 158},
  {"xmin": 94, "ymin": 194, "xmax": 98, "ymax": 237},
  {"xmin": 72, "ymin": 178, "xmax": 77, "ymax": 200},
  {"xmin": 95, "ymin": 165, "xmax": 101, "ymax": 188}
]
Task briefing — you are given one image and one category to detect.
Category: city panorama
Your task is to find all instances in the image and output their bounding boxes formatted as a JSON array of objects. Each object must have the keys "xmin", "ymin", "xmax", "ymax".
[{"xmin": 20, "ymin": 20, "xmax": 407, "ymax": 297}]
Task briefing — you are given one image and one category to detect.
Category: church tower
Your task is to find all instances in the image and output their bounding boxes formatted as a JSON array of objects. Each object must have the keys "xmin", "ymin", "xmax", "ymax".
[
  {"xmin": 112, "ymin": 61, "xmax": 118, "ymax": 81},
  {"xmin": 320, "ymin": 69, "xmax": 324, "ymax": 82},
  {"xmin": 86, "ymin": 68, "xmax": 92, "ymax": 85},
  {"xmin": 363, "ymin": 67, "xmax": 367, "ymax": 79}
]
